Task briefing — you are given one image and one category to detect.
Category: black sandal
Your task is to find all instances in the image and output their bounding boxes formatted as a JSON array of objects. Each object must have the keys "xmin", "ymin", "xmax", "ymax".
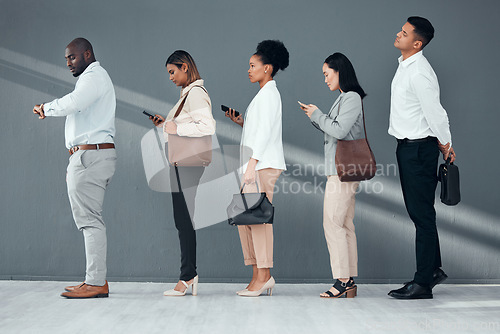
[{"xmin": 320, "ymin": 279, "xmax": 357, "ymax": 298}]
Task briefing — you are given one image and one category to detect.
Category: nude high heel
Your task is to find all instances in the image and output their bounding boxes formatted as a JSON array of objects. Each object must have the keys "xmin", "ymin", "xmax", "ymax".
[
  {"xmin": 163, "ymin": 275, "xmax": 199, "ymax": 296},
  {"xmin": 238, "ymin": 277, "xmax": 275, "ymax": 297}
]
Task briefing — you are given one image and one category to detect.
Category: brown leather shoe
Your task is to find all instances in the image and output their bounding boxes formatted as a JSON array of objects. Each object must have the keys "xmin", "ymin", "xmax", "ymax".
[
  {"xmin": 64, "ymin": 282, "xmax": 85, "ymax": 292},
  {"xmin": 61, "ymin": 281, "xmax": 109, "ymax": 299}
]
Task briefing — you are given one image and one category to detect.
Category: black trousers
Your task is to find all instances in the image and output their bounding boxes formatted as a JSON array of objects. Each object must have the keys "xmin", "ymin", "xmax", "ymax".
[
  {"xmin": 169, "ymin": 166, "xmax": 204, "ymax": 281},
  {"xmin": 396, "ymin": 139, "xmax": 442, "ymax": 286}
]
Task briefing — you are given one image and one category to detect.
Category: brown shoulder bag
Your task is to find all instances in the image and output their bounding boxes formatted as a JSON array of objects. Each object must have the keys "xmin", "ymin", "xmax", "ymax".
[{"xmin": 335, "ymin": 102, "xmax": 377, "ymax": 181}]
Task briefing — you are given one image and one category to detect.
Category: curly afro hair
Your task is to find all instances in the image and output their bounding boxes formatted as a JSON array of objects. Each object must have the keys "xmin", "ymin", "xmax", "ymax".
[{"xmin": 254, "ymin": 40, "xmax": 289, "ymax": 77}]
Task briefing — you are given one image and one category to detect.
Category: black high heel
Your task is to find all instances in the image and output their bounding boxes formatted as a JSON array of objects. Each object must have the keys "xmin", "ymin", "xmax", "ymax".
[{"xmin": 321, "ymin": 279, "xmax": 357, "ymax": 298}]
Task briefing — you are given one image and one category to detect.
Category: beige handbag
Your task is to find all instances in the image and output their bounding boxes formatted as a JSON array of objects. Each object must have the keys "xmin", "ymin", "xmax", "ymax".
[{"xmin": 167, "ymin": 86, "xmax": 212, "ymax": 166}]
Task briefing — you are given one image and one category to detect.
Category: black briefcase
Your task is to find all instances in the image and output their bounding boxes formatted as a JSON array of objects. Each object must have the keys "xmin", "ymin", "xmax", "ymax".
[{"xmin": 438, "ymin": 158, "xmax": 461, "ymax": 206}]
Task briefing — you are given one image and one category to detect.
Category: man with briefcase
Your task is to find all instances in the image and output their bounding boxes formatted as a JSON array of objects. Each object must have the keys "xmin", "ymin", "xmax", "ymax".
[{"xmin": 387, "ymin": 17, "xmax": 457, "ymax": 300}]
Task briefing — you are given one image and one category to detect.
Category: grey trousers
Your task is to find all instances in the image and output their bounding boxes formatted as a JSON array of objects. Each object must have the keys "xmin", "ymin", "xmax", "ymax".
[{"xmin": 66, "ymin": 148, "xmax": 116, "ymax": 286}]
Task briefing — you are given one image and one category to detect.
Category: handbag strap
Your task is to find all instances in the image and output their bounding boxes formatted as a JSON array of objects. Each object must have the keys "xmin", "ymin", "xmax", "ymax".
[
  {"xmin": 239, "ymin": 181, "xmax": 262, "ymax": 212},
  {"xmin": 173, "ymin": 85, "xmax": 208, "ymax": 119},
  {"xmin": 174, "ymin": 165, "xmax": 182, "ymax": 192},
  {"xmin": 233, "ymin": 171, "xmax": 262, "ymax": 211},
  {"xmin": 337, "ymin": 95, "xmax": 369, "ymax": 140},
  {"xmin": 240, "ymin": 181, "xmax": 261, "ymax": 194},
  {"xmin": 360, "ymin": 101, "xmax": 368, "ymax": 140}
]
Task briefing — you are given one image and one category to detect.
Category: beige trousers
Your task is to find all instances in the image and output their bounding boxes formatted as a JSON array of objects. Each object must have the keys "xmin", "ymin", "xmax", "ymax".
[
  {"xmin": 323, "ymin": 175, "xmax": 360, "ymax": 279},
  {"xmin": 238, "ymin": 168, "xmax": 282, "ymax": 269}
]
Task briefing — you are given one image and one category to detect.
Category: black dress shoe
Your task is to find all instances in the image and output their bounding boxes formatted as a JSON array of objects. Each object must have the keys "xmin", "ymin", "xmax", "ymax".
[
  {"xmin": 403, "ymin": 268, "xmax": 448, "ymax": 288},
  {"xmin": 430, "ymin": 268, "xmax": 448, "ymax": 289},
  {"xmin": 388, "ymin": 281, "xmax": 433, "ymax": 299}
]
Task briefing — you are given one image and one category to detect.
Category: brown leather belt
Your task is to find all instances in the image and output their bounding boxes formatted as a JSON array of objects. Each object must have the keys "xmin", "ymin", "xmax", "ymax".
[{"xmin": 69, "ymin": 143, "xmax": 115, "ymax": 155}]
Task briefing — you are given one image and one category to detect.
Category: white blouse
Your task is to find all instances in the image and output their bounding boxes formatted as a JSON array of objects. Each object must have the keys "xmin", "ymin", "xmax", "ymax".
[{"xmin": 240, "ymin": 80, "xmax": 286, "ymax": 172}]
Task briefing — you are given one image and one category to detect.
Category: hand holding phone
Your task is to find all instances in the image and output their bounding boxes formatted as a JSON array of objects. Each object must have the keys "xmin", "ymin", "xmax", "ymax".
[
  {"xmin": 143, "ymin": 110, "xmax": 164, "ymax": 126},
  {"xmin": 298, "ymin": 101, "xmax": 307, "ymax": 108},
  {"xmin": 221, "ymin": 105, "xmax": 240, "ymax": 117},
  {"xmin": 143, "ymin": 110, "xmax": 154, "ymax": 118},
  {"xmin": 222, "ymin": 104, "xmax": 243, "ymax": 127},
  {"xmin": 298, "ymin": 101, "xmax": 318, "ymax": 119}
]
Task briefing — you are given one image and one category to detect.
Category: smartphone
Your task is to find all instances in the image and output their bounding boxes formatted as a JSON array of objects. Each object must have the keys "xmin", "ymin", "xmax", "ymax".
[
  {"xmin": 143, "ymin": 110, "xmax": 155, "ymax": 118},
  {"xmin": 221, "ymin": 105, "xmax": 240, "ymax": 117}
]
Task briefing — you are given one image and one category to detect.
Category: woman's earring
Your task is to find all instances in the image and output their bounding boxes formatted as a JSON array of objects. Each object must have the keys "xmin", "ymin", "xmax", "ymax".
[{"xmin": 265, "ymin": 70, "xmax": 267, "ymax": 73}]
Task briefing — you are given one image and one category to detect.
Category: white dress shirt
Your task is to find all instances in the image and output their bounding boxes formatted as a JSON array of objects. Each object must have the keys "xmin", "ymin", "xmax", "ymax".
[
  {"xmin": 43, "ymin": 61, "xmax": 116, "ymax": 149},
  {"xmin": 240, "ymin": 80, "xmax": 286, "ymax": 172},
  {"xmin": 389, "ymin": 51, "xmax": 452, "ymax": 145}
]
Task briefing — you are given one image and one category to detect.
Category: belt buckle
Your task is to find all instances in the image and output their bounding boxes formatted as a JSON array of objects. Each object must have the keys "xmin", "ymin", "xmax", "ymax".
[{"xmin": 70, "ymin": 146, "xmax": 80, "ymax": 155}]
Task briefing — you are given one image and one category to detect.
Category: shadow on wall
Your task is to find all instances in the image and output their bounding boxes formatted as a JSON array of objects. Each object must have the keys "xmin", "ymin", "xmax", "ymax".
[{"xmin": 2, "ymin": 47, "xmax": 499, "ymax": 281}]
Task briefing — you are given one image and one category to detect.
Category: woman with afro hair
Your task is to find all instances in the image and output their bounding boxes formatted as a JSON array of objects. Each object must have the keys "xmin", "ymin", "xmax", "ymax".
[{"xmin": 226, "ymin": 40, "xmax": 289, "ymax": 297}]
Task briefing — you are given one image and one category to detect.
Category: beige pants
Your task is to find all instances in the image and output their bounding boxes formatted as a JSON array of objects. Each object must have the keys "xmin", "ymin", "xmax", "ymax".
[
  {"xmin": 323, "ymin": 175, "xmax": 360, "ymax": 279},
  {"xmin": 238, "ymin": 168, "xmax": 282, "ymax": 269}
]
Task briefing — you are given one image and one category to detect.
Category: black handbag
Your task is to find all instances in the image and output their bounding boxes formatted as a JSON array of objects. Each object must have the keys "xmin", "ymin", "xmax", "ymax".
[
  {"xmin": 227, "ymin": 183, "xmax": 274, "ymax": 226},
  {"xmin": 438, "ymin": 157, "xmax": 460, "ymax": 206}
]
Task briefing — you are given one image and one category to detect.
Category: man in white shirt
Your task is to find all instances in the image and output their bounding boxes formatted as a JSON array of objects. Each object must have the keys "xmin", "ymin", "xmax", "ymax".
[
  {"xmin": 387, "ymin": 17, "xmax": 456, "ymax": 299},
  {"xmin": 33, "ymin": 38, "xmax": 116, "ymax": 298}
]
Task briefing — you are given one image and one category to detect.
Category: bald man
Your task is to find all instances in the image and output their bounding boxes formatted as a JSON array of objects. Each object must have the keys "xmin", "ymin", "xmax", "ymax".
[{"xmin": 33, "ymin": 38, "xmax": 116, "ymax": 298}]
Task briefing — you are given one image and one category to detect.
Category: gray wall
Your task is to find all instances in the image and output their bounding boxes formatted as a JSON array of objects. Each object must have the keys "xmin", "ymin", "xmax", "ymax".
[{"xmin": 1, "ymin": 0, "xmax": 499, "ymax": 283}]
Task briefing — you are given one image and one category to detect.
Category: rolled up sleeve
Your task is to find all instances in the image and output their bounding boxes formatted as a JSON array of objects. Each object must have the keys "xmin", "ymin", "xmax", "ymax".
[
  {"xmin": 176, "ymin": 87, "xmax": 216, "ymax": 137},
  {"xmin": 44, "ymin": 73, "xmax": 101, "ymax": 117}
]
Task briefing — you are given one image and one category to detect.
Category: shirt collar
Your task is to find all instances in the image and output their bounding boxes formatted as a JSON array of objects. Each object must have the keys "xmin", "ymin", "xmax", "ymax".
[
  {"xmin": 398, "ymin": 50, "xmax": 423, "ymax": 68},
  {"xmin": 261, "ymin": 80, "xmax": 276, "ymax": 90},
  {"xmin": 82, "ymin": 61, "xmax": 100, "ymax": 75},
  {"xmin": 181, "ymin": 79, "xmax": 204, "ymax": 97}
]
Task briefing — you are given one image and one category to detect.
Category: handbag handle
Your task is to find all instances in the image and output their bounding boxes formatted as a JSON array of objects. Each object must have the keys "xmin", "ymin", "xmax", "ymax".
[
  {"xmin": 173, "ymin": 85, "xmax": 208, "ymax": 119},
  {"xmin": 239, "ymin": 180, "xmax": 262, "ymax": 212},
  {"xmin": 240, "ymin": 181, "xmax": 261, "ymax": 194}
]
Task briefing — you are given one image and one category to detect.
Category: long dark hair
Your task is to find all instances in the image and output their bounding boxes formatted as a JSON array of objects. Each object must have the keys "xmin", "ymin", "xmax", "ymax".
[
  {"xmin": 324, "ymin": 53, "xmax": 366, "ymax": 99},
  {"xmin": 166, "ymin": 50, "xmax": 201, "ymax": 85}
]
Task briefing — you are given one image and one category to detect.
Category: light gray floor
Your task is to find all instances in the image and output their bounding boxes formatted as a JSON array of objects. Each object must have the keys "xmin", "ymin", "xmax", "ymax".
[{"xmin": 0, "ymin": 281, "xmax": 499, "ymax": 334}]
